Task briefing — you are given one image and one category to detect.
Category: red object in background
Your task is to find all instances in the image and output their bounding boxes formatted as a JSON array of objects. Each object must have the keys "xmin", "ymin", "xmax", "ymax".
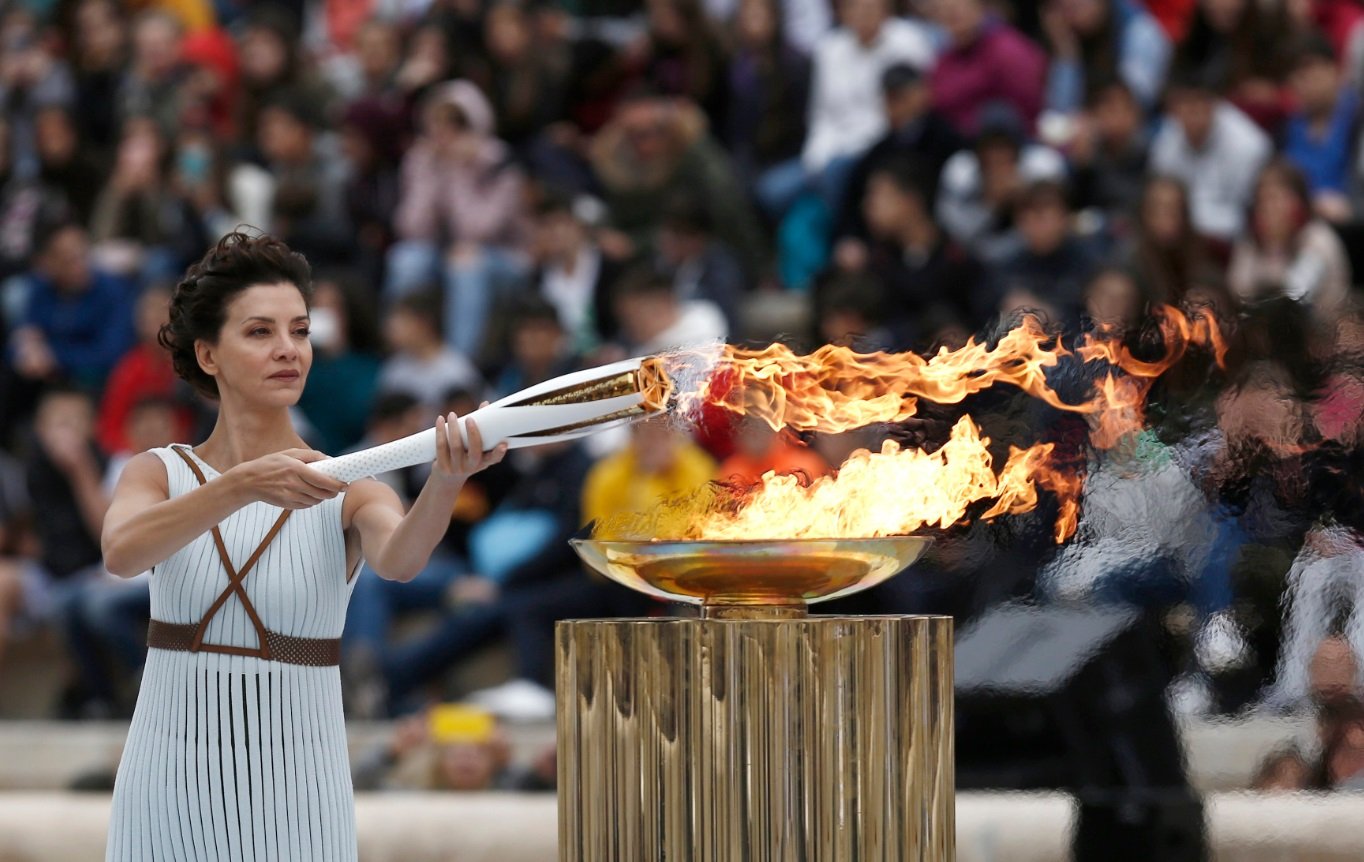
[
  {"xmin": 98, "ymin": 345, "xmax": 195, "ymax": 455},
  {"xmin": 1144, "ymin": 0, "xmax": 1197, "ymax": 41},
  {"xmin": 180, "ymin": 27, "xmax": 240, "ymax": 139},
  {"xmin": 716, "ymin": 434, "xmax": 831, "ymax": 488}
]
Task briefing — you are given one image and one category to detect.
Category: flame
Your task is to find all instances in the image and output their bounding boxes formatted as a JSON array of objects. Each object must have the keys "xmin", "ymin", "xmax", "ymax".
[
  {"xmin": 637, "ymin": 305, "xmax": 1225, "ymax": 545},
  {"xmin": 680, "ymin": 304, "xmax": 1225, "ymax": 442},
  {"xmin": 610, "ymin": 416, "xmax": 1082, "ymax": 542}
]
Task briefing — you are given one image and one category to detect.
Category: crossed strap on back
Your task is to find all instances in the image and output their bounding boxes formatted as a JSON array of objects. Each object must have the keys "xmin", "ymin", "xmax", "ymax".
[{"xmin": 171, "ymin": 445, "xmax": 292, "ymax": 660}]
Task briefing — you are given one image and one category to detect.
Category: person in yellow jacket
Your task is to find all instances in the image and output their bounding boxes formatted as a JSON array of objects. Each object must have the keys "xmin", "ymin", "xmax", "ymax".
[{"xmin": 582, "ymin": 416, "xmax": 715, "ymax": 530}]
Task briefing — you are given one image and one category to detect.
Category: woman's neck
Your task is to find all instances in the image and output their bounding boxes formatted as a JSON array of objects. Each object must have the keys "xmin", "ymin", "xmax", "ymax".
[{"xmin": 196, "ymin": 402, "xmax": 308, "ymax": 467}]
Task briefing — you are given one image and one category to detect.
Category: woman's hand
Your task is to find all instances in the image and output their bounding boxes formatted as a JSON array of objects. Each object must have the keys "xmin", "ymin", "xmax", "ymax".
[
  {"xmin": 227, "ymin": 448, "xmax": 349, "ymax": 509},
  {"xmin": 432, "ymin": 412, "xmax": 508, "ymax": 487}
]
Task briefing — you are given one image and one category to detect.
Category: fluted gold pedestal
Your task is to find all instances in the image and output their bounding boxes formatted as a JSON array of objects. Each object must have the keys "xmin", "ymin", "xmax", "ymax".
[{"xmin": 556, "ymin": 614, "xmax": 954, "ymax": 861}]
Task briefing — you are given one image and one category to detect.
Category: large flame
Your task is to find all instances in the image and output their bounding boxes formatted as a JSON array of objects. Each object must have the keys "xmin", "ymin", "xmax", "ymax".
[
  {"xmin": 639, "ymin": 305, "xmax": 1225, "ymax": 545},
  {"xmin": 681, "ymin": 305, "xmax": 1225, "ymax": 438}
]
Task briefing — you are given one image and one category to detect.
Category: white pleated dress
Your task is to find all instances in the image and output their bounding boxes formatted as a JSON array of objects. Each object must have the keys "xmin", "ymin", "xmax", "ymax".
[{"xmin": 107, "ymin": 445, "xmax": 361, "ymax": 861}]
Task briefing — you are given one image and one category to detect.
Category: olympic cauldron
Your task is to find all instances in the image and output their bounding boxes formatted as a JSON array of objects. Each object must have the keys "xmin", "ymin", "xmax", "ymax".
[{"xmin": 556, "ymin": 535, "xmax": 953, "ymax": 861}]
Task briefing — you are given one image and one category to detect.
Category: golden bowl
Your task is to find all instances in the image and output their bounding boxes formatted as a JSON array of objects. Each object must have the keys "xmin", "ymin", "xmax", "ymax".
[{"xmin": 570, "ymin": 536, "xmax": 932, "ymax": 616}]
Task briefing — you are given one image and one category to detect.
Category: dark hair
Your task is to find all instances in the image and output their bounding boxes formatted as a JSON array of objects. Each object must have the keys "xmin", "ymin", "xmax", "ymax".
[
  {"xmin": 880, "ymin": 62, "xmax": 922, "ymax": 93},
  {"xmin": 159, "ymin": 231, "xmax": 313, "ymax": 399},
  {"xmin": 1016, "ymin": 179, "xmax": 1072, "ymax": 214},
  {"xmin": 33, "ymin": 216, "xmax": 86, "ymax": 256},
  {"xmin": 390, "ymin": 290, "xmax": 443, "ymax": 335},
  {"xmin": 1290, "ymin": 33, "xmax": 1337, "ymax": 71},
  {"xmin": 509, "ymin": 293, "xmax": 563, "ymax": 330},
  {"xmin": 369, "ymin": 392, "xmax": 420, "ymax": 426},
  {"xmin": 612, "ymin": 263, "xmax": 674, "ymax": 302},
  {"xmin": 660, "ymin": 193, "xmax": 712, "ymax": 236},
  {"xmin": 868, "ymin": 155, "xmax": 937, "ymax": 210}
]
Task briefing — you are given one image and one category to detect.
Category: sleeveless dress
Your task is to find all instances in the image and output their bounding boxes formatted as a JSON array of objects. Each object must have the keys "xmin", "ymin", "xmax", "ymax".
[{"xmin": 107, "ymin": 445, "xmax": 362, "ymax": 861}]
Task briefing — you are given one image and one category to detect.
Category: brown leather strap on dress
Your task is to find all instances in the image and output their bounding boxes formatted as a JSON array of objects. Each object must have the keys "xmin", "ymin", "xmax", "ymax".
[
  {"xmin": 170, "ymin": 445, "xmax": 293, "ymax": 662},
  {"xmin": 147, "ymin": 619, "xmax": 341, "ymax": 666}
]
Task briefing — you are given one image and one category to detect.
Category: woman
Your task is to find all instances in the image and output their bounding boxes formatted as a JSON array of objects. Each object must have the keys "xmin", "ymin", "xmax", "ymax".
[
  {"xmin": 101, "ymin": 231, "xmax": 506, "ymax": 860},
  {"xmin": 1123, "ymin": 175, "xmax": 1214, "ymax": 306},
  {"xmin": 1229, "ymin": 159, "xmax": 1351, "ymax": 325},
  {"xmin": 386, "ymin": 80, "xmax": 529, "ymax": 361}
]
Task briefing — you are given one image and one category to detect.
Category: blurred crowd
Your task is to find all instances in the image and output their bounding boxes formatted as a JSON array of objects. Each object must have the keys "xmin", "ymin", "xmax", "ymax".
[{"xmin": 1, "ymin": 0, "xmax": 1363, "ymax": 796}]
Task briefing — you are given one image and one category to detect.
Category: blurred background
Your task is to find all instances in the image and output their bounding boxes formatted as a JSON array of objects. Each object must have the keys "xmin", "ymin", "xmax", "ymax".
[{"xmin": 1, "ymin": 0, "xmax": 1364, "ymax": 858}]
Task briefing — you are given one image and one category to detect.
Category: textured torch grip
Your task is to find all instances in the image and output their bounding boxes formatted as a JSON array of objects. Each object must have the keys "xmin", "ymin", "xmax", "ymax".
[{"xmin": 310, "ymin": 428, "xmax": 438, "ymax": 483}]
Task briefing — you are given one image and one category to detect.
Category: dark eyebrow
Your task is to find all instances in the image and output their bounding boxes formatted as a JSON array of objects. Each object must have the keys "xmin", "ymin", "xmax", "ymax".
[{"xmin": 241, "ymin": 316, "xmax": 310, "ymax": 324}]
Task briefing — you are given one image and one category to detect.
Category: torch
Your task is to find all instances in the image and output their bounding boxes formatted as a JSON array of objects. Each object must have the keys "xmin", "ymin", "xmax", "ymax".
[{"xmin": 310, "ymin": 356, "xmax": 673, "ymax": 483}]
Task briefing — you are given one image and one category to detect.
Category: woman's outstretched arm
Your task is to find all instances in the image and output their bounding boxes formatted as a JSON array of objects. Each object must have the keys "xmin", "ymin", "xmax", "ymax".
[
  {"xmin": 346, "ymin": 413, "xmax": 507, "ymax": 583},
  {"xmin": 102, "ymin": 448, "xmax": 349, "ymax": 577}
]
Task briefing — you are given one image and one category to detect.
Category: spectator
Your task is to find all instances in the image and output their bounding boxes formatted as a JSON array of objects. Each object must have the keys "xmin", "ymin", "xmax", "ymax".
[
  {"xmin": 1040, "ymin": 0, "xmax": 1172, "ymax": 116},
  {"xmin": 387, "ymin": 80, "xmax": 530, "ymax": 359},
  {"xmin": 936, "ymin": 105, "xmax": 1068, "ymax": 265},
  {"xmin": 989, "ymin": 179, "xmax": 1101, "ymax": 332},
  {"xmin": 1229, "ymin": 160, "xmax": 1351, "ymax": 324},
  {"xmin": 584, "ymin": 415, "xmax": 716, "ymax": 533},
  {"xmin": 295, "ymin": 271, "xmax": 383, "ymax": 455},
  {"xmin": 96, "ymin": 283, "xmax": 194, "ymax": 455},
  {"xmin": 89, "ymin": 115, "xmax": 207, "ymax": 281},
  {"xmin": 1123, "ymin": 175, "xmax": 1214, "ymax": 306},
  {"xmin": 8, "ymin": 220, "xmax": 137, "ymax": 393},
  {"xmin": 178, "ymin": 26, "xmax": 241, "ymax": 141},
  {"xmin": 338, "ymin": 97, "xmax": 406, "ymax": 284},
  {"xmin": 813, "ymin": 271, "xmax": 893, "ymax": 350},
  {"xmin": 611, "ymin": 263, "xmax": 727, "ymax": 355},
  {"xmin": 378, "ymin": 440, "xmax": 595, "ymax": 717},
  {"xmin": 66, "ymin": 0, "xmax": 129, "ymax": 162},
  {"xmin": 1150, "ymin": 66, "xmax": 1272, "ymax": 244},
  {"xmin": 465, "ymin": 0, "xmax": 572, "ymax": 152},
  {"xmin": 636, "ymin": 0, "xmax": 731, "ymax": 126},
  {"xmin": 1283, "ymin": 35, "xmax": 1358, "ymax": 222},
  {"xmin": 928, "ymin": 0, "xmax": 1048, "ymax": 137},
  {"xmin": 833, "ymin": 156, "xmax": 984, "ymax": 349},
  {"xmin": 589, "ymin": 90, "xmax": 766, "ymax": 278},
  {"xmin": 31, "ymin": 105, "xmax": 104, "ymax": 226},
  {"xmin": 0, "ymin": 117, "xmax": 46, "ymax": 282},
  {"xmin": 5, "ymin": 385, "xmax": 111, "ymax": 715},
  {"xmin": 250, "ymin": 88, "xmax": 352, "ymax": 260},
  {"xmin": 352, "ymin": 708, "xmax": 553, "ymax": 791},
  {"xmin": 528, "ymin": 191, "xmax": 624, "ymax": 353},
  {"xmin": 656, "ymin": 193, "xmax": 747, "ymax": 329},
  {"xmin": 0, "ymin": 7, "xmax": 76, "ymax": 179},
  {"xmin": 835, "ymin": 62, "xmax": 965, "ymax": 243},
  {"xmin": 790, "ymin": 0, "xmax": 934, "ymax": 210},
  {"xmin": 234, "ymin": 8, "xmax": 336, "ymax": 148},
  {"xmin": 723, "ymin": 0, "xmax": 811, "ymax": 198},
  {"xmin": 1067, "ymin": 78, "xmax": 1152, "ymax": 223},
  {"xmin": 1173, "ymin": 0, "xmax": 1294, "ymax": 131},
  {"xmin": 117, "ymin": 10, "xmax": 187, "ymax": 136},
  {"xmin": 377, "ymin": 291, "xmax": 483, "ymax": 413},
  {"xmin": 1083, "ymin": 266, "xmax": 1148, "ymax": 339},
  {"xmin": 491, "ymin": 295, "xmax": 577, "ymax": 399}
]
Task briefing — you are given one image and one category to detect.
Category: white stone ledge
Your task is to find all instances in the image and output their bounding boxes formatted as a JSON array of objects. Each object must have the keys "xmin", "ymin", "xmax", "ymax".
[{"xmin": 4, "ymin": 791, "xmax": 1364, "ymax": 861}]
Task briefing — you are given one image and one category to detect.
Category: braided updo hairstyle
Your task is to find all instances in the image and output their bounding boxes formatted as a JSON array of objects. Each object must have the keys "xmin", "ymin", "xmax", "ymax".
[{"xmin": 159, "ymin": 231, "xmax": 313, "ymax": 399}]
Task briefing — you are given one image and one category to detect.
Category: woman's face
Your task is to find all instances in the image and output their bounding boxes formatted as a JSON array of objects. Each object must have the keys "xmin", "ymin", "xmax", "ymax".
[
  {"xmin": 1254, "ymin": 176, "xmax": 1303, "ymax": 243},
  {"xmin": 201, "ymin": 283, "xmax": 311, "ymax": 407},
  {"xmin": 1143, "ymin": 182, "xmax": 1186, "ymax": 245},
  {"xmin": 1056, "ymin": 0, "xmax": 1106, "ymax": 34},
  {"xmin": 1201, "ymin": 0, "xmax": 1246, "ymax": 32},
  {"xmin": 75, "ymin": 0, "xmax": 124, "ymax": 65},
  {"xmin": 239, "ymin": 26, "xmax": 288, "ymax": 85},
  {"xmin": 1086, "ymin": 271, "xmax": 1142, "ymax": 331},
  {"xmin": 736, "ymin": 0, "xmax": 777, "ymax": 47}
]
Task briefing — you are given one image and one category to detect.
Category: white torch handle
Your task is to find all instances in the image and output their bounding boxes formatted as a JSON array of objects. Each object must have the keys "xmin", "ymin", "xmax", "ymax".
[{"xmin": 310, "ymin": 357, "xmax": 656, "ymax": 482}]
